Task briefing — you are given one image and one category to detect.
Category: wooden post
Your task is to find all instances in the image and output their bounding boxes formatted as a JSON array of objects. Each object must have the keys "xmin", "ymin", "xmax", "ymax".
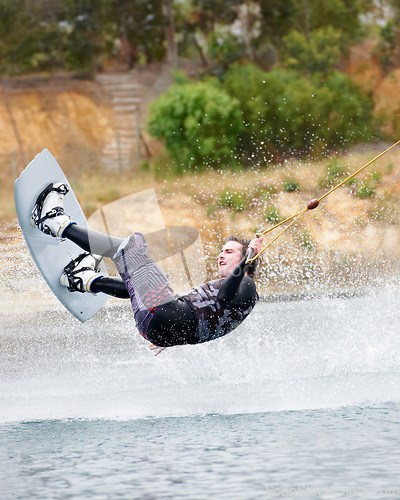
[
  {"xmin": 116, "ymin": 131, "xmax": 122, "ymax": 170},
  {"xmin": 2, "ymin": 80, "xmax": 27, "ymax": 166},
  {"xmin": 135, "ymin": 108, "xmax": 141, "ymax": 165},
  {"xmin": 163, "ymin": 0, "xmax": 177, "ymax": 68},
  {"xmin": 11, "ymin": 148, "xmax": 17, "ymax": 180}
]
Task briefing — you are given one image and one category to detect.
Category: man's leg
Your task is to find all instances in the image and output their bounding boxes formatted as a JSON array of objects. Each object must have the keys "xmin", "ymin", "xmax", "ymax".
[
  {"xmin": 112, "ymin": 233, "xmax": 176, "ymax": 338},
  {"xmin": 31, "ymin": 181, "xmax": 123, "ymax": 257},
  {"xmin": 58, "ymin": 251, "xmax": 129, "ymax": 298},
  {"xmin": 31, "ymin": 182, "xmax": 129, "ymax": 297},
  {"xmin": 62, "ymin": 224, "xmax": 123, "ymax": 258},
  {"xmin": 90, "ymin": 276, "xmax": 129, "ymax": 298}
]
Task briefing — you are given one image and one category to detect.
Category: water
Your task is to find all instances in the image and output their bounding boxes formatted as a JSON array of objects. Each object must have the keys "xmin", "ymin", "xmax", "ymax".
[{"xmin": 1, "ymin": 288, "xmax": 400, "ymax": 499}]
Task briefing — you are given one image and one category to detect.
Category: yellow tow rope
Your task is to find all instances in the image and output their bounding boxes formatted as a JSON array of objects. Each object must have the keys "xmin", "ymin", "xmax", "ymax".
[{"xmin": 246, "ymin": 139, "xmax": 400, "ymax": 264}]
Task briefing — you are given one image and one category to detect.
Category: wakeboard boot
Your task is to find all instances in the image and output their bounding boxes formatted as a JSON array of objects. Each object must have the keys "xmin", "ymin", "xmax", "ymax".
[
  {"xmin": 60, "ymin": 252, "xmax": 103, "ymax": 295},
  {"xmin": 30, "ymin": 182, "xmax": 74, "ymax": 239}
]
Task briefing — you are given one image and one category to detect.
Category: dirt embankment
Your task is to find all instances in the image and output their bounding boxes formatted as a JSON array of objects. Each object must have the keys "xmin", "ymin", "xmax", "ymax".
[
  {"xmin": 0, "ymin": 76, "xmax": 114, "ymax": 172},
  {"xmin": 346, "ymin": 39, "xmax": 400, "ymax": 136}
]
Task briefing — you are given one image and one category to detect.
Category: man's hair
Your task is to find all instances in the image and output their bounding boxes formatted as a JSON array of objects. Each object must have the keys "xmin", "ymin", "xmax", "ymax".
[{"xmin": 225, "ymin": 235, "xmax": 260, "ymax": 278}]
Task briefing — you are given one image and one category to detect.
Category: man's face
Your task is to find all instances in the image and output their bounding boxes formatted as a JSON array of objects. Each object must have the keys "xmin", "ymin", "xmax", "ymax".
[{"xmin": 218, "ymin": 240, "xmax": 244, "ymax": 277}]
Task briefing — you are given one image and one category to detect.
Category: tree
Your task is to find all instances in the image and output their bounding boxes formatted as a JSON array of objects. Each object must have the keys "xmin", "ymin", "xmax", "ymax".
[
  {"xmin": 257, "ymin": 0, "xmax": 375, "ymax": 60},
  {"xmin": 0, "ymin": 0, "xmax": 113, "ymax": 74},
  {"xmin": 0, "ymin": 0, "xmax": 53, "ymax": 74},
  {"xmin": 59, "ymin": 0, "xmax": 109, "ymax": 72},
  {"xmin": 175, "ymin": 0, "xmax": 243, "ymax": 67},
  {"xmin": 223, "ymin": 63, "xmax": 377, "ymax": 159},
  {"xmin": 163, "ymin": 0, "xmax": 177, "ymax": 67},
  {"xmin": 110, "ymin": 0, "xmax": 166, "ymax": 67},
  {"xmin": 377, "ymin": 1, "xmax": 400, "ymax": 70},
  {"xmin": 283, "ymin": 26, "xmax": 343, "ymax": 75}
]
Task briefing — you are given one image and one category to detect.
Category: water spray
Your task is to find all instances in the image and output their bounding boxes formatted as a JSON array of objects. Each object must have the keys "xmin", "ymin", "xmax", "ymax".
[{"xmin": 246, "ymin": 139, "xmax": 400, "ymax": 264}]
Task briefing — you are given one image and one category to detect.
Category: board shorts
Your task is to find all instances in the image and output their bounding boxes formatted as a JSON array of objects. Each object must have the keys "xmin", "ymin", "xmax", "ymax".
[
  {"xmin": 112, "ymin": 232, "xmax": 177, "ymax": 339},
  {"xmin": 111, "ymin": 232, "xmax": 198, "ymax": 348}
]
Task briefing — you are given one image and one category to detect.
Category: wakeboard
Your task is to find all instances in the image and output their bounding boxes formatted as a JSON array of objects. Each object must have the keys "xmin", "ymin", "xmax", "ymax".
[{"xmin": 14, "ymin": 149, "xmax": 108, "ymax": 322}]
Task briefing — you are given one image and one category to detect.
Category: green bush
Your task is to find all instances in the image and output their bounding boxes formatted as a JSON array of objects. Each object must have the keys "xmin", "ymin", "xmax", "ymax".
[
  {"xmin": 356, "ymin": 184, "xmax": 375, "ymax": 199},
  {"xmin": 147, "ymin": 79, "xmax": 244, "ymax": 173},
  {"xmin": 283, "ymin": 179, "xmax": 300, "ymax": 192},
  {"xmin": 317, "ymin": 71, "xmax": 377, "ymax": 148},
  {"xmin": 370, "ymin": 170, "xmax": 381, "ymax": 183},
  {"xmin": 345, "ymin": 177, "xmax": 358, "ymax": 189},
  {"xmin": 223, "ymin": 63, "xmax": 377, "ymax": 158},
  {"xmin": 299, "ymin": 231, "xmax": 315, "ymax": 251},
  {"xmin": 218, "ymin": 189, "xmax": 248, "ymax": 211},
  {"xmin": 320, "ymin": 157, "xmax": 347, "ymax": 188},
  {"xmin": 264, "ymin": 206, "xmax": 281, "ymax": 223},
  {"xmin": 207, "ymin": 31, "xmax": 245, "ymax": 71}
]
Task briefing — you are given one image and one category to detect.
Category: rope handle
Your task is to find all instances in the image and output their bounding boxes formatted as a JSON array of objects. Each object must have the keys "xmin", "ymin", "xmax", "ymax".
[{"xmin": 245, "ymin": 247, "xmax": 255, "ymax": 262}]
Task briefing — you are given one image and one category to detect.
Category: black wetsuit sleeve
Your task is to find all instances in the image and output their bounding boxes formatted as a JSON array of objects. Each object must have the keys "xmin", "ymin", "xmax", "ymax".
[{"xmin": 217, "ymin": 257, "xmax": 257, "ymax": 306}]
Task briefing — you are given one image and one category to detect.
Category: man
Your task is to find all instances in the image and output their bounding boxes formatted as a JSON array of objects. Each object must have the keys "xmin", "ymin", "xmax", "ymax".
[{"xmin": 31, "ymin": 183, "xmax": 263, "ymax": 354}]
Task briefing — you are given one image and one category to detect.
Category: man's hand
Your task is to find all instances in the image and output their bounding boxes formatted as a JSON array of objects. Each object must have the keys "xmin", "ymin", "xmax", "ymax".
[
  {"xmin": 149, "ymin": 344, "xmax": 166, "ymax": 356},
  {"xmin": 248, "ymin": 235, "xmax": 264, "ymax": 256}
]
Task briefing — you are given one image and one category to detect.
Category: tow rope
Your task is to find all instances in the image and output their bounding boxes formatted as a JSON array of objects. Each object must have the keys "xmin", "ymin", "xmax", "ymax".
[{"xmin": 246, "ymin": 139, "xmax": 400, "ymax": 264}]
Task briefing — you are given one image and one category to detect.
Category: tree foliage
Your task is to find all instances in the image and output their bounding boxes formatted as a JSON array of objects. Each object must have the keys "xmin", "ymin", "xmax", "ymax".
[
  {"xmin": 0, "ymin": 0, "xmax": 383, "ymax": 166},
  {"xmin": 259, "ymin": 0, "xmax": 373, "ymax": 46},
  {"xmin": 147, "ymin": 79, "xmax": 244, "ymax": 172},
  {"xmin": 0, "ymin": 0, "xmax": 167, "ymax": 74},
  {"xmin": 283, "ymin": 26, "xmax": 343, "ymax": 75},
  {"xmin": 0, "ymin": 0, "xmax": 59, "ymax": 73},
  {"xmin": 223, "ymin": 63, "xmax": 377, "ymax": 158},
  {"xmin": 0, "ymin": 0, "xmax": 381, "ymax": 75},
  {"xmin": 110, "ymin": 0, "xmax": 166, "ymax": 67}
]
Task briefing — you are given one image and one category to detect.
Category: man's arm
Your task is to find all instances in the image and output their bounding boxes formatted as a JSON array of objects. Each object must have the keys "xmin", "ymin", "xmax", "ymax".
[{"xmin": 217, "ymin": 236, "xmax": 262, "ymax": 305}]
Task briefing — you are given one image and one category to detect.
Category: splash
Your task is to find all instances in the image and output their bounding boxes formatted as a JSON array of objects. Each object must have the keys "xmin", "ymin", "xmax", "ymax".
[{"xmin": 1, "ymin": 285, "xmax": 400, "ymax": 423}]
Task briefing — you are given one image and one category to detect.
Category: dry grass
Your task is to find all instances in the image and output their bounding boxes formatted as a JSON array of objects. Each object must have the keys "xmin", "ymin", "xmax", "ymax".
[{"xmin": 2, "ymin": 142, "xmax": 400, "ymax": 224}]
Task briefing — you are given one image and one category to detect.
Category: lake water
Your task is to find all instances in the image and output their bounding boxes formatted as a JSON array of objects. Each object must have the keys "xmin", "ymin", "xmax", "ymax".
[{"xmin": 1, "ymin": 288, "xmax": 400, "ymax": 499}]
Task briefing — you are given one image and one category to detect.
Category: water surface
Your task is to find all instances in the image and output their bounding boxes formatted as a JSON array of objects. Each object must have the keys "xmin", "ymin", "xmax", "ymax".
[{"xmin": 1, "ymin": 288, "xmax": 400, "ymax": 498}]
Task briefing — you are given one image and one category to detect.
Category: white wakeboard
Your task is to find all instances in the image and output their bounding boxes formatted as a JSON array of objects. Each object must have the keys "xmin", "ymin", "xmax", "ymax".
[{"xmin": 14, "ymin": 149, "xmax": 108, "ymax": 322}]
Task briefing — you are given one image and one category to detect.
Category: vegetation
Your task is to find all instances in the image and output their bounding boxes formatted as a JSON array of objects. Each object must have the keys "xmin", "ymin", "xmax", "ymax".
[
  {"xmin": 319, "ymin": 157, "xmax": 348, "ymax": 188},
  {"xmin": 283, "ymin": 26, "xmax": 344, "ymax": 76},
  {"xmin": 0, "ymin": 0, "xmax": 167, "ymax": 75},
  {"xmin": 283, "ymin": 179, "xmax": 300, "ymax": 193},
  {"xmin": 218, "ymin": 189, "xmax": 248, "ymax": 212},
  {"xmin": 222, "ymin": 63, "xmax": 377, "ymax": 160},
  {"xmin": 356, "ymin": 184, "xmax": 375, "ymax": 199},
  {"xmin": 0, "ymin": 0, "xmax": 396, "ymax": 169},
  {"xmin": 264, "ymin": 207, "xmax": 281, "ymax": 224},
  {"xmin": 0, "ymin": 0, "xmax": 390, "ymax": 75},
  {"xmin": 299, "ymin": 230, "xmax": 316, "ymax": 251},
  {"xmin": 378, "ymin": 0, "xmax": 400, "ymax": 71},
  {"xmin": 147, "ymin": 78, "xmax": 243, "ymax": 172}
]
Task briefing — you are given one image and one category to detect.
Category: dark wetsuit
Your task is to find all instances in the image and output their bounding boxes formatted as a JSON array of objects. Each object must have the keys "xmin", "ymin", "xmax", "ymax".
[
  {"xmin": 145, "ymin": 263, "xmax": 258, "ymax": 347},
  {"xmin": 63, "ymin": 225, "xmax": 258, "ymax": 347}
]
